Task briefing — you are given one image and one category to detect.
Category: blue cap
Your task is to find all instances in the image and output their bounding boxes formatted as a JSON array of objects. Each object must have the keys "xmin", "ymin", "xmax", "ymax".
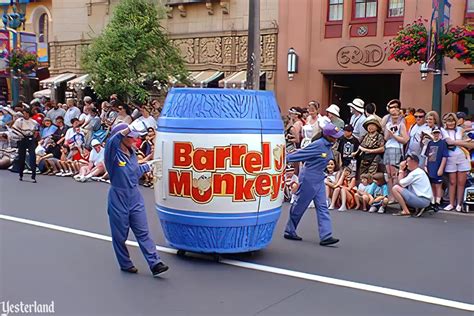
[{"xmin": 323, "ymin": 122, "xmax": 344, "ymax": 139}]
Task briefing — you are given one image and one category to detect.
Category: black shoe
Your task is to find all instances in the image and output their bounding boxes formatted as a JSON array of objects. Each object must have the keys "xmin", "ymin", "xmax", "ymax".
[
  {"xmin": 121, "ymin": 266, "xmax": 138, "ymax": 274},
  {"xmin": 284, "ymin": 233, "xmax": 302, "ymax": 241},
  {"xmin": 19, "ymin": 177, "xmax": 23, "ymax": 181},
  {"xmin": 151, "ymin": 262, "xmax": 169, "ymax": 277},
  {"xmin": 320, "ymin": 237, "xmax": 339, "ymax": 246},
  {"xmin": 31, "ymin": 178, "xmax": 37, "ymax": 183}
]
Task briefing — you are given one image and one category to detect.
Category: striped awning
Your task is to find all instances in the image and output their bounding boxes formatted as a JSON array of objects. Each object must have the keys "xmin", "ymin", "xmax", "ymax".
[
  {"xmin": 67, "ymin": 74, "xmax": 90, "ymax": 89},
  {"xmin": 190, "ymin": 71, "xmax": 224, "ymax": 88},
  {"xmin": 218, "ymin": 71, "xmax": 265, "ymax": 89},
  {"xmin": 40, "ymin": 73, "xmax": 77, "ymax": 89}
]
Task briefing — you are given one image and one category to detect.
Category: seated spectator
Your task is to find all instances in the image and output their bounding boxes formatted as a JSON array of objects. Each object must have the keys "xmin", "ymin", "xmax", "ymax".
[
  {"xmin": 424, "ymin": 126, "xmax": 448, "ymax": 210},
  {"xmin": 366, "ymin": 173, "xmax": 389, "ymax": 214},
  {"xmin": 74, "ymin": 139, "xmax": 105, "ymax": 182},
  {"xmin": 64, "ymin": 118, "xmax": 85, "ymax": 148},
  {"xmin": 39, "ymin": 117, "xmax": 57, "ymax": 147},
  {"xmin": 329, "ymin": 166, "xmax": 356, "ymax": 211},
  {"xmin": 324, "ymin": 159, "xmax": 340, "ymax": 206},
  {"xmin": 0, "ymin": 106, "xmax": 13, "ymax": 130},
  {"xmin": 130, "ymin": 104, "xmax": 157, "ymax": 134},
  {"xmin": 46, "ymin": 102, "xmax": 66, "ymax": 122},
  {"xmin": 356, "ymin": 116, "xmax": 385, "ymax": 177},
  {"xmin": 83, "ymin": 107, "xmax": 101, "ymax": 146},
  {"xmin": 354, "ymin": 174, "xmax": 372, "ymax": 211},
  {"xmin": 35, "ymin": 145, "xmax": 53, "ymax": 174},
  {"xmin": 284, "ymin": 164, "xmax": 299, "ymax": 204},
  {"xmin": 44, "ymin": 145, "xmax": 70, "ymax": 175},
  {"xmin": 392, "ymin": 154, "xmax": 433, "ymax": 217},
  {"xmin": 114, "ymin": 101, "xmax": 132, "ymax": 125}
]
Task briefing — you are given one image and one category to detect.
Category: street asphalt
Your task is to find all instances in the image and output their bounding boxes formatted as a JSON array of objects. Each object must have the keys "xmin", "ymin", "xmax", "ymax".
[{"xmin": 0, "ymin": 170, "xmax": 473, "ymax": 316}]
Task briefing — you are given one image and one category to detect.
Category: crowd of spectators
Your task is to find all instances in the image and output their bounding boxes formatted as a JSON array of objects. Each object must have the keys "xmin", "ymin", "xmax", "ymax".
[
  {"xmin": 284, "ymin": 99, "xmax": 474, "ymax": 215},
  {"xmin": 0, "ymin": 94, "xmax": 162, "ymax": 188}
]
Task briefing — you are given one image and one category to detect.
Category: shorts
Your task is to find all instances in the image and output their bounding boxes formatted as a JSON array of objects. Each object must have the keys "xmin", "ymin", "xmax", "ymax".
[
  {"xmin": 383, "ymin": 147, "xmax": 403, "ymax": 166},
  {"xmin": 400, "ymin": 188, "xmax": 431, "ymax": 208},
  {"xmin": 429, "ymin": 176, "xmax": 443, "ymax": 184},
  {"xmin": 445, "ymin": 154, "xmax": 471, "ymax": 173}
]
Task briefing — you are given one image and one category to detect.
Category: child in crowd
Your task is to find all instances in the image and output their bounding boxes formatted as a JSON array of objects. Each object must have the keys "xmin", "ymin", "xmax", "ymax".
[
  {"xmin": 366, "ymin": 172, "xmax": 389, "ymax": 213},
  {"xmin": 354, "ymin": 174, "xmax": 371, "ymax": 211},
  {"xmin": 337, "ymin": 124, "xmax": 359, "ymax": 169},
  {"xmin": 285, "ymin": 164, "xmax": 299, "ymax": 204},
  {"xmin": 329, "ymin": 166, "xmax": 356, "ymax": 211},
  {"xmin": 424, "ymin": 126, "xmax": 449, "ymax": 209},
  {"xmin": 324, "ymin": 159, "xmax": 340, "ymax": 206}
]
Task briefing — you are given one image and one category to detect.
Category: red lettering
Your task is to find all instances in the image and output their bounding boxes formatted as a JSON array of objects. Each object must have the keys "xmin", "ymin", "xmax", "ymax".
[
  {"xmin": 191, "ymin": 185, "xmax": 213, "ymax": 204},
  {"xmin": 213, "ymin": 173, "xmax": 235, "ymax": 195},
  {"xmin": 215, "ymin": 146, "xmax": 231, "ymax": 170},
  {"xmin": 169, "ymin": 170, "xmax": 191, "ymax": 197},
  {"xmin": 193, "ymin": 148, "xmax": 214, "ymax": 171},
  {"xmin": 270, "ymin": 174, "xmax": 283, "ymax": 200},
  {"xmin": 174, "ymin": 142, "xmax": 193, "ymax": 168},
  {"xmin": 255, "ymin": 174, "xmax": 271, "ymax": 196},
  {"xmin": 243, "ymin": 151, "xmax": 263, "ymax": 174},
  {"xmin": 262, "ymin": 143, "xmax": 271, "ymax": 169},
  {"xmin": 231, "ymin": 145, "xmax": 248, "ymax": 167},
  {"xmin": 234, "ymin": 175, "xmax": 255, "ymax": 201}
]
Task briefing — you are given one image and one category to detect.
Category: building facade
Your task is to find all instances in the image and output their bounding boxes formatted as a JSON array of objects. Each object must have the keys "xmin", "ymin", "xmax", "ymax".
[
  {"xmin": 276, "ymin": 0, "xmax": 474, "ymax": 120},
  {"xmin": 40, "ymin": 0, "xmax": 278, "ymax": 90}
]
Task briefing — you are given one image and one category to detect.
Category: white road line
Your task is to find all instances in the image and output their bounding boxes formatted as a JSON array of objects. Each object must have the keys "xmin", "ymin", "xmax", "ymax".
[{"xmin": 1, "ymin": 213, "xmax": 473, "ymax": 312}]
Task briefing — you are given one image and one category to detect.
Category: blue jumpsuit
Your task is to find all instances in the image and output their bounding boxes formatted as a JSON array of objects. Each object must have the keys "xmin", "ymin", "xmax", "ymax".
[
  {"xmin": 285, "ymin": 137, "xmax": 334, "ymax": 241},
  {"xmin": 104, "ymin": 133, "xmax": 161, "ymax": 270}
]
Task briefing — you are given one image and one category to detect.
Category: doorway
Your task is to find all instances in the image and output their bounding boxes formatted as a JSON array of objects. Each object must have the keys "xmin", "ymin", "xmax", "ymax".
[{"xmin": 326, "ymin": 74, "xmax": 401, "ymax": 122}]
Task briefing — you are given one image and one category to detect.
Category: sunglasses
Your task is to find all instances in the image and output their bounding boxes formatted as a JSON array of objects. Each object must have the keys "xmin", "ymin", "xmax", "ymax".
[
  {"xmin": 415, "ymin": 115, "xmax": 425, "ymax": 118},
  {"xmin": 388, "ymin": 106, "xmax": 399, "ymax": 109}
]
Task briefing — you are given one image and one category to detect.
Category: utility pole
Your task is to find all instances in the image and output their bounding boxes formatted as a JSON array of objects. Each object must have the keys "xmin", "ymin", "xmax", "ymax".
[
  {"xmin": 432, "ymin": 0, "xmax": 445, "ymax": 113},
  {"xmin": 246, "ymin": 0, "xmax": 260, "ymax": 90}
]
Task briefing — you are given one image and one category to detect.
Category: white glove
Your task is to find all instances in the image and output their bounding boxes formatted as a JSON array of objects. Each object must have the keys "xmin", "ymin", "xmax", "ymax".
[{"xmin": 147, "ymin": 158, "xmax": 163, "ymax": 180}]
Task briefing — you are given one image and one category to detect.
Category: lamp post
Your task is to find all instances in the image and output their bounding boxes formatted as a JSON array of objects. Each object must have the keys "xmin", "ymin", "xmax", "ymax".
[
  {"xmin": 287, "ymin": 48, "xmax": 298, "ymax": 80},
  {"xmin": 246, "ymin": 0, "xmax": 260, "ymax": 90}
]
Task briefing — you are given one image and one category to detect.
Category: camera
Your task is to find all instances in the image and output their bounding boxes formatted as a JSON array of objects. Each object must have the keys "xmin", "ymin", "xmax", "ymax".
[{"xmin": 390, "ymin": 126, "xmax": 398, "ymax": 133}]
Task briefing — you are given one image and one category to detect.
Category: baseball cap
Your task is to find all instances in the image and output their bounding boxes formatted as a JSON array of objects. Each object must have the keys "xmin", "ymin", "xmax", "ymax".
[
  {"xmin": 432, "ymin": 126, "xmax": 441, "ymax": 133},
  {"xmin": 343, "ymin": 124, "xmax": 354, "ymax": 132},
  {"xmin": 323, "ymin": 122, "xmax": 344, "ymax": 139},
  {"xmin": 406, "ymin": 153, "xmax": 420, "ymax": 163},
  {"xmin": 456, "ymin": 111, "xmax": 467, "ymax": 119}
]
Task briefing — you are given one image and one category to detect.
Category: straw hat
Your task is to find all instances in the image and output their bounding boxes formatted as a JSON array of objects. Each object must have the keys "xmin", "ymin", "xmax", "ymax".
[
  {"xmin": 326, "ymin": 104, "xmax": 340, "ymax": 117},
  {"xmin": 363, "ymin": 115, "xmax": 382, "ymax": 131}
]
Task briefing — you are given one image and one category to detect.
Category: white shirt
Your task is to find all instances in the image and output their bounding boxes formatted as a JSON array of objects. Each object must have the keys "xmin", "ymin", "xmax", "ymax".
[
  {"xmin": 46, "ymin": 108, "xmax": 66, "ymax": 122},
  {"xmin": 89, "ymin": 146, "xmax": 104, "ymax": 165},
  {"xmin": 399, "ymin": 167, "xmax": 433, "ymax": 200},
  {"xmin": 385, "ymin": 120, "xmax": 403, "ymax": 149},
  {"xmin": 441, "ymin": 127, "xmax": 465, "ymax": 158},
  {"xmin": 131, "ymin": 116, "xmax": 157, "ymax": 133},
  {"xmin": 64, "ymin": 107, "xmax": 81, "ymax": 126},
  {"xmin": 79, "ymin": 113, "xmax": 91, "ymax": 126},
  {"xmin": 407, "ymin": 123, "xmax": 431, "ymax": 155}
]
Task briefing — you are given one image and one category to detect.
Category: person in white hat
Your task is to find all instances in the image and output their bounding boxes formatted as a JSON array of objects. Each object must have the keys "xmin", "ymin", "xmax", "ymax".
[
  {"xmin": 348, "ymin": 98, "xmax": 367, "ymax": 142},
  {"xmin": 74, "ymin": 138, "xmax": 105, "ymax": 182},
  {"xmin": 326, "ymin": 104, "xmax": 345, "ymax": 130}
]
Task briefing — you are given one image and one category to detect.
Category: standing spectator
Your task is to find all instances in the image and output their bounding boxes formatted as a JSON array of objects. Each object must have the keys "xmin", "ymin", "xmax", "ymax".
[
  {"xmin": 11, "ymin": 108, "xmax": 39, "ymax": 182},
  {"xmin": 286, "ymin": 107, "xmax": 304, "ymax": 149},
  {"xmin": 357, "ymin": 116, "xmax": 385, "ymax": 177},
  {"xmin": 392, "ymin": 154, "xmax": 433, "ymax": 217},
  {"xmin": 348, "ymin": 98, "xmax": 366, "ymax": 141},
  {"xmin": 64, "ymin": 98, "xmax": 81, "ymax": 127},
  {"xmin": 303, "ymin": 101, "xmax": 322, "ymax": 140},
  {"xmin": 425, "ymin": 126, "xmax": 448, "ymax": 210},
  {"xmin": 337, "ymin": 124, "xmax": 359, "ymax": 168},
  {"xmin": 456, "ymin": 111, "xmax": 473, "ymax": 132},
  {"xmin": 405, "ymin": 107, "xmax": 416, "ymax": 132},
  {"xmin": 384, "ymin": 101, "xmax": 409, "ymax": 201},
  {"xmin": 46, "ymin": 102, "xmax": 66, "ymax": 122},
  {"xmin": 381, "ymin": 99, "xmax": 406, "ymax": 128},
  {"xmin": 324, "ymin": 159, "xmax": 340, "ymax": 206},
  {"xmin": 364, "ymin": 102, "xmax": 382, "ymax": 124},
  {"xmin": 326, "ymin": 104, "xmax": 345, "ymax": 129},
  {"xmin": 78, "ymin": 104, "xmax": 92, "ymax": 127},
  {"xmin": 131, "ymin": 104, "xmax": 157, "ymax": 133},
  {"xmin": 83, "ymin": 107, "xmax": 101, "ymax": 146},
  {"xmin": 442, "ymin": 112, "xmax": 471, "ymax": 212},
  {"xmin": 406, "ymin": 109, "xmax": 431, "ymax": 166},
  {"xmin": 366, "ymin": 172, "xmax": 389, "ymax": 213}
]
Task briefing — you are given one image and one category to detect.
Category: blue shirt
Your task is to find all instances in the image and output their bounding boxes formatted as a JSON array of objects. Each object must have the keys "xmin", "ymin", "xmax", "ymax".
[
  {"xmin": 287, "ymin": 137, "xmax": 334, "ymax": 184},
  {"xmin": 104, "ymin": 133, "xmax": 150, "ymax": 189},
  {"xmin": 40, "ymin": 125, "xmax": 58, "ymax": 139},
  {"xmin": 366, "ymin": 183, "xmax": 389, "ymax": 198},
  {"xmin": 425, "ymin": 139, "xmax": 449, "ymax": 179}
]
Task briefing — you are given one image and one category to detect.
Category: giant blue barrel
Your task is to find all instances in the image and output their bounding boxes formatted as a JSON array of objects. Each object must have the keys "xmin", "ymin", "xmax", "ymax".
[{"xmin": 154, "ymin": 88, "xmax": 285, "ymax": 253}]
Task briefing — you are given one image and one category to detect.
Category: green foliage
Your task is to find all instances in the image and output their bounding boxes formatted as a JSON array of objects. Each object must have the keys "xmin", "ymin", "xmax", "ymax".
[
  {"xmin": 9, "ymin": 48, "xmax": 37, "ymax": 75},
  {"xmin": 82, "ymin": 0, "xmax": 188, "ymax": 102}
]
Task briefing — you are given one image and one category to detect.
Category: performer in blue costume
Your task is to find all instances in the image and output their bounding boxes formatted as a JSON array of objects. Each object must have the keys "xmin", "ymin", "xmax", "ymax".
[
  {"xmin": 284, "ymin": 122, "xmax": 343, "ymax": 246},
  {"xmin": 105, "ymin": 123, "xmax": 168, "ymax": 277}
]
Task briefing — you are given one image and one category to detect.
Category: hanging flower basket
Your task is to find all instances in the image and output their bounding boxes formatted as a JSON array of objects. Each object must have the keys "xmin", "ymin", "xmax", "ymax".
[
  {"xmin": 388, "ymin": 19, "xmax": 428, "ymax": 65},
  {"xmin": 438, "ymin": 25, "xmax": 474, "ymax": 65},
  {"xmin": 9, "ymin": 48, "xmax": 37, "ymax": 76}
]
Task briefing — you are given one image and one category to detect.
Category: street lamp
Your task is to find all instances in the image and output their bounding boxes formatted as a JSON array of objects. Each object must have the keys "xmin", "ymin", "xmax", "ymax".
[{"xmin": 287, "ymin": 48, "xmax": 298, "ymax": 80}]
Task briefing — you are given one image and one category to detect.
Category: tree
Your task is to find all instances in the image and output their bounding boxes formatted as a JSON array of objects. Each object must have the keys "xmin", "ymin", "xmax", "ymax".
[{"xmin": 82, "ymin": 0, "xmax": 189, "ymax": 102}]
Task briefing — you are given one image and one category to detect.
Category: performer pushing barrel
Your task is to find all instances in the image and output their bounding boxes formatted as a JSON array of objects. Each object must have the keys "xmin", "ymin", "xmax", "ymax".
[
  {"xmin": 284, "ymin": 122, "xmax": 343, "ymax": 246},
  {"xmin": 104, "ymin": 123, "xmax": 168, "ymax": 277}
]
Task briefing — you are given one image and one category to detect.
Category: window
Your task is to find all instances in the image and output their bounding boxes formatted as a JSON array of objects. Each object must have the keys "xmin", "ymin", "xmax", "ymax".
[
  {"xmin": 388, "ymin": 0, "xmax": 404, "ymax": 17},
  {"xmin": 328, "ymin": 0, "xmax": 344, "ymax": 21},
  {"xmin": 468, "ymin": 0, "xmax": 474, "ymax": 14},
  {"xmin": 354, "ymin": 0, "xmax": 377, "ymax": 19},
  {"xmin": 38, "ymin": 13, "xmax": 48, "ymax": 43}
]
